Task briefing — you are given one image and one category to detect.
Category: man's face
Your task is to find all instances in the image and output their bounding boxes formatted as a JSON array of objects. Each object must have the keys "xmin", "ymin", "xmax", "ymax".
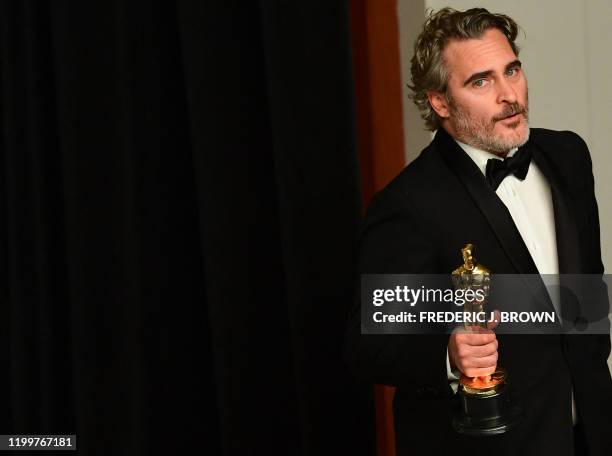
[{"xmin": 431, "ymin": 28, "xmax": 529, "ymax": 155}]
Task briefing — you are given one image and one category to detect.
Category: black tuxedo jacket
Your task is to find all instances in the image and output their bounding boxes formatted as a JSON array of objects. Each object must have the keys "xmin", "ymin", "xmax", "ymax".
[{"xmin": 345, "ymin": 128, "xmax": 612, "ymax": 455}]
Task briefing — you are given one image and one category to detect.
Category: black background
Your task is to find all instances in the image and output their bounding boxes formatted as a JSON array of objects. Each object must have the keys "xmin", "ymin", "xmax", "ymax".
[{"xmin": 0, "ymin": 1, "xmax": 373, "ymax": 454}]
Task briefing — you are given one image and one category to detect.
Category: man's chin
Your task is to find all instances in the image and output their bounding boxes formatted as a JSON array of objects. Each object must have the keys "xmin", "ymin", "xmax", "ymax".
[
  {"xmin": 495, "ymin": 123, "xmax": 530, "ymax": 148},
  {"xmin": 466, "ymin": 127, "xmax": 530, "ymax": 155}
]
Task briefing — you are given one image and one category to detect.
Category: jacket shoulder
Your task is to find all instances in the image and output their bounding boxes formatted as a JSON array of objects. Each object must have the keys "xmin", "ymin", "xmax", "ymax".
[
  {"xmin": 377, "ymin": 144, "xmax": 447, "ymax": 198},
  {"xmin": 529, "ymin": 128, "xmax": 593, "ymax": 171},
  {"xmin": 530, "ymin": 128, "xmax": 590, "ymax": 156}
]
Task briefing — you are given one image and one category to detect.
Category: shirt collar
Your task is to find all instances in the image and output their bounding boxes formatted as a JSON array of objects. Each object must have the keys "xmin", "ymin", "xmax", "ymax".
[{"xmin": 454, "ymin": 139, "xmax": 518, "ymax": 176}]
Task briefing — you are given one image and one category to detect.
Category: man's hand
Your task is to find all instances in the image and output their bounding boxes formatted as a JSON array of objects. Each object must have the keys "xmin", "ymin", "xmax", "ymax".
[{"xmin": 448, "ymin": 312, "xmax": 500, "ymax": 377}]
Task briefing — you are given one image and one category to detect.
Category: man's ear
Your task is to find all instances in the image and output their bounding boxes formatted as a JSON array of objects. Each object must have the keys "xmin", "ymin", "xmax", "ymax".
[{"xmin": 427, "ymin": 91, "xmax": 450, "ymax": 118}]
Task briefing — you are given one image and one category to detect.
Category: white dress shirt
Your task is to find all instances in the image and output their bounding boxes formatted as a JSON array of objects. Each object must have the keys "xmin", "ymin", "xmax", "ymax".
[{"xmin": 445, "ymin": 137, "xmax": 577, "ymax": 424}]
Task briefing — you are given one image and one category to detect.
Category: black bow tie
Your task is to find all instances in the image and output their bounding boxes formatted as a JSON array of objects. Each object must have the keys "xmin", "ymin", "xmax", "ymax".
[{"xmin": 485, "ymin": 145, "xmax": 532, "ymax": 190}]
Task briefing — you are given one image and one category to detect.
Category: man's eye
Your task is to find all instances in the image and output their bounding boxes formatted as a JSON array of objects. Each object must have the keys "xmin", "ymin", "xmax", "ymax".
[
  {"xmin": 507, "ymin": 67, "xmax": 520, "ymax": 76},
  {"xmin": 473, "ymin": 79, "xmax": 486, "ymax": 88}
]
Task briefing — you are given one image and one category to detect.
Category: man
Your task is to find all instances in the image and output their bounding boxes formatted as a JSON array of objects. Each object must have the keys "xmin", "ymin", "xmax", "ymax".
[{"xmin": 345, "ymin": 8, "xmax": 611, "ymax": 455}]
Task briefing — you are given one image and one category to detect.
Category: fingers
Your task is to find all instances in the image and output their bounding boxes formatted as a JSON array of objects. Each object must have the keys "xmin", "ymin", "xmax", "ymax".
[
  {"xmin": 456, "ymin": 351, "xmax": 498, "ymax": 377},
  {"xmin": 448, "ymin": 328, "xmax": 499, "ymax": 377},
  {"xmin": 455, "ymin": 331, "xmax": 496, "ymax": 346},
  {"xmin": 456, "ymin": 339, "xmax": 497, "ymax": 358},
  {"xmin": 464, "ymin": 353, "xmax": 498, "ymax": 369}
]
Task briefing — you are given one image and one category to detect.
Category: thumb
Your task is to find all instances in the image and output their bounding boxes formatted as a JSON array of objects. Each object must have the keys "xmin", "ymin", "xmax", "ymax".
[{"xmin": 487, "ymin": 310, "xmax": 501, "ymax": 330}]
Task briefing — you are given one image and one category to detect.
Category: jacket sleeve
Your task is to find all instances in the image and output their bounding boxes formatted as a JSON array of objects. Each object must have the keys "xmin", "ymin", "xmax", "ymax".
[
  {"xmin": 344, "ymin": 186, "xmax": 451, "ymax": 393},
  {"xmin": 568, "ymin": 131, "xmax": 611, "ymax": 363},
  {"xmin": 582, "ymin": 134, "xmax": 611, "ymax": 362}
]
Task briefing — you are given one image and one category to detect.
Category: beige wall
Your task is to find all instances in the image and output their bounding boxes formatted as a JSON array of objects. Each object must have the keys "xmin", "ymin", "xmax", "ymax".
[
  {"xmin": 397, "ymin": 0, "xmax": 431, "ymax": 164},
  {"xmin": 398, "ymin": 0, "xmax": 612, "ymax": 370}
]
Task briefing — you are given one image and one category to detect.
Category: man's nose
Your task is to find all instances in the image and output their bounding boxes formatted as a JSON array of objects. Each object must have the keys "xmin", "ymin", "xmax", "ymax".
[{"xmin": 496, "ymin": 78, "xmax": 518, "ymax": 104}]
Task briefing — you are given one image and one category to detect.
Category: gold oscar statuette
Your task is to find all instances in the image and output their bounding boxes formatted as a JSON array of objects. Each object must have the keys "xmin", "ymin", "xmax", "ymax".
[{"xmin": 451, "ymin": 244, "xmax": 521, "ymax": 436}]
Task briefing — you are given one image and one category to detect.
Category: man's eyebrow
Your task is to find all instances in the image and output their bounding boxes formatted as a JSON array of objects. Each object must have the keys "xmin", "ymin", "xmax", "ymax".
[
  {"xmin": 462, "ymin": 70, "xmax": 492, "ymax": 87},
  {"xmin": 505, "ymin": 59, "xmax": 522, "ymax": 71},
  {"xmin": 462, "ymin": 60, "xmax": 522, "ymax": 87}
]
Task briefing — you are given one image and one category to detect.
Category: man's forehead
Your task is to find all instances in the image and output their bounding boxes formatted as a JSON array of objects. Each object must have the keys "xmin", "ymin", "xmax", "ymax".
[{"xmin": 443, "ymin": 28, "xmax": 517, "ymax": 79}]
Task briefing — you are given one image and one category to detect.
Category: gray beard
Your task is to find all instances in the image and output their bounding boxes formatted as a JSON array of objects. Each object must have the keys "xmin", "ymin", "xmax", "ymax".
[
  {"xmin": 447, "ymin": 95, "xmax": 530, "ymax": 156},
  {"xmin": 454, "ymin": 115, "xmax": 530, "ymax": 155}
]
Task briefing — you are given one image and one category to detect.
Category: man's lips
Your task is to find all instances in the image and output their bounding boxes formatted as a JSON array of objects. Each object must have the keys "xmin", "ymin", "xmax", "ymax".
[{"xmin": 497, "ymin": 112, "xmax": 523, "ymax": 123}]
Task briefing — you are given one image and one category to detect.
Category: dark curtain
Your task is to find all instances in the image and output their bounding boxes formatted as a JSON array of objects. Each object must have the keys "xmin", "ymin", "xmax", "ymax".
[{"xmin": 0, "ymin": 1, "xmax": 373, "ymax": 455}]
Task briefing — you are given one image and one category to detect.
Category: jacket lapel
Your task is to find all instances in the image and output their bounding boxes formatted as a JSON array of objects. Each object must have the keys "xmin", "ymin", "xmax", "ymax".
[
  {"xmin": 434, "ymin": 128, "xmax": 539, "ymax": 274},
  {"xmin": 433, "ymin": 128, "xmax": 558, "ymax": 314}
]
